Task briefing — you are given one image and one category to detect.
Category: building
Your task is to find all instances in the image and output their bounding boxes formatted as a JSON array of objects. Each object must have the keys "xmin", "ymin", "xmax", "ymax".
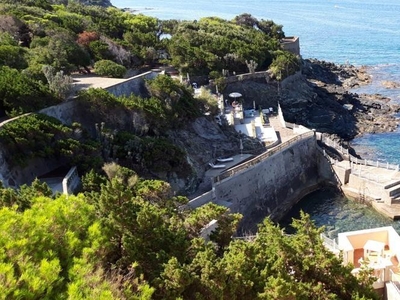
[
  {"xmin": 280, "ymin": 36, "xmax": 300, "ymax": 56},
  {"xmin": 332, "ymin": 226, "xmax": 400, "ymax": 298}
]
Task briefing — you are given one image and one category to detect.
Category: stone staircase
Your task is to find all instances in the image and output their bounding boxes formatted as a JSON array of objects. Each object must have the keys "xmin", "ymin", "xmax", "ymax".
[{"xmin": 384, "ymin": 180, "xmax": 400, "ymax": 204}]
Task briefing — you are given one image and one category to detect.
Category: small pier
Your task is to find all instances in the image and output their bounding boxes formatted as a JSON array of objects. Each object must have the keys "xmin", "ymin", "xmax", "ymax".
[{"xmin": 329, "ymin": 147, "xmax": 400, "ymax": 220}]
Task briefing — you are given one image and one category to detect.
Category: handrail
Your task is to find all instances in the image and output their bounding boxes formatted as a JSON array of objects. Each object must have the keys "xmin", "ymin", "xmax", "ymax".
[
  {"xmin": 320, "ymin": 233, "xmax": 340, "ymax": 251},
  {"xmin": 321, "ymin": 135, "xmax": 399, "ymax": 171},
  {"xmin": 316, "ymin": 145, "xmax": 343, "ymax": 187},
  {"xmin": 214, "ymin": 131, "xmax": 314, "ymax": 183}
]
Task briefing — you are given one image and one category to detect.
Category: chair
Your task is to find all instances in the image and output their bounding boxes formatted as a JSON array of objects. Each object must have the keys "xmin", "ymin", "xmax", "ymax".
[
  {"xmin": 208, "ymin": 163, "xmax": 226, "ymax": 169},
  {"xmin": 383, "ymin": 249, "xmax": 394, "ymax": 259}
]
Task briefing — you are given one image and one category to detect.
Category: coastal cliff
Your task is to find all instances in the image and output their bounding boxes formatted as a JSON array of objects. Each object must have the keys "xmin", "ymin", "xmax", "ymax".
[
  {"xmin": 170, "ymin": 59, "xmax": 400, "ymax": 196},
  {"xmin": 223, "ymin": 59, "xmax": 399, "ymax": 142}
]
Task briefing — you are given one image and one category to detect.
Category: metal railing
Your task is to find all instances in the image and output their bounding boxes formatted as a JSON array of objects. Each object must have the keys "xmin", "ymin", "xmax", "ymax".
[
  {"xmin": 321, "ymin": 135, "xmax": 399, "ymax": 171},
  {"xmin": 320, "ymin": 233, "xmax": 340, "ymax": 251},
  {"xmin": 213, "ymin": 131, "xmax": 315, "ymax": 183},
  {"xmin": 349, "ymin": 157, "xmax": 399, "ymax": 171}
]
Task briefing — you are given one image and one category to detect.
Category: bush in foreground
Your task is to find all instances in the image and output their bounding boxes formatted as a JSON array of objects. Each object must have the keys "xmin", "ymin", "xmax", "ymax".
[{"xmin": 94, "ymin": 59, "xmax": 126, "ymax": 78}]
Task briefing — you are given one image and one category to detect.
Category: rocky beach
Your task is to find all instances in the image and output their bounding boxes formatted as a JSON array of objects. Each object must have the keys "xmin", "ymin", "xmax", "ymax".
[{"xmin": 223, "ymin": 59, "xmax": 400, "ymax": 142}]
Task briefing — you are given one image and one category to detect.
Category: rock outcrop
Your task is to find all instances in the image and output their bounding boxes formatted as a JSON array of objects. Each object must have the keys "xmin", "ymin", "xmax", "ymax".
[{"xmin": 222, "ymin": 59, "xmax": 400, "ymax": 141}]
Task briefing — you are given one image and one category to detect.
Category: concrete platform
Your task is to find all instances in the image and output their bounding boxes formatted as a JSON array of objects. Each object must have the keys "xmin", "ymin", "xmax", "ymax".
[
  {"xmin": 205, "ymin": 154, "xmax": 253, "ymax": 178},
  {"xmin": 40, "ymin": 177, "xmax": 64, "ymax": 195},
  {"xmin": 337, "ymin": 161, "xmax": 400, "ymax": 220},
  {"xmin": 71, "ymin": 74, "xmax": 127, "ymax": 90},
  {"xmin": 223, "ymin": 108, "xmax": 281, "ymax": 144},
  {"xmin": 371, "ymin": 202, "xmax": 400, "ymax": 220}
]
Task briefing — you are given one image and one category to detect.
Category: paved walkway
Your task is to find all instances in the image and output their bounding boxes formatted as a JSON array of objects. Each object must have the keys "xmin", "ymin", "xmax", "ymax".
[
  {"xmin": 205, "ymin": 154, "xmax": 253, "ymax": 178},
  {"xmin": 71, "ymin": 74, "xmax": 127, "ymax": 91},
  {"xmin": 268, "ymin": 115, "xmax": 297, "ymax": 143}
]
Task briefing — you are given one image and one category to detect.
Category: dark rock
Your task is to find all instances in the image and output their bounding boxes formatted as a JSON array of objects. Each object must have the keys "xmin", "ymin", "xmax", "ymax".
[{"xmin": 221, "ymin": 58, "xmax": 398, "ymax": 141}]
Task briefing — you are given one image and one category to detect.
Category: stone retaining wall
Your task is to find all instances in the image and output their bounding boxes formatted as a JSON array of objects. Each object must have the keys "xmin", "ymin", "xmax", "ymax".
[
  {"xmin": 105, "ymin": 71, "xmax": 157, "ymax": 97},
  {"xmin": 211, "ymin": 135, "xmax": 336, "ymax": 232}
]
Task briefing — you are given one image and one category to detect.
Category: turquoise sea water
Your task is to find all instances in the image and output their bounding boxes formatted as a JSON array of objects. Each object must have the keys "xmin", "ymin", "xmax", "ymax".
[
  {"xmin": 279, "ymin": 189, "xmax": 400, "ymax": 237},
  {"xmin": 112, "ymin": 0, "xmax": 400, "ymax": 232}
]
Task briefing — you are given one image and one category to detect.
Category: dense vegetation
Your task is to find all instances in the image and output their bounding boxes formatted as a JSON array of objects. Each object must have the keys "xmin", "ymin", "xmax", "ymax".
[
  {"xmin": 0, "ymin": 1, "xmax": 371, "ymax": 299},
  {"xmin": 0, "ymin": 0, "xmax": 299, "ymax": 118},
  {"xmin": 74, "ymin": 75, "xmax": 201, "ymax": 177},
  {"xmin": 0, "ymin": 113, "xmax": 102, "ymax": 170},
  {"xmin": 0, "ymin": 165, "xmax": 378, "ymax": 299}
]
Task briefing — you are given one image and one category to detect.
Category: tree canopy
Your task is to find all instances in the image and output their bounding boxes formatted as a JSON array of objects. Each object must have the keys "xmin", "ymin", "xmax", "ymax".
[
  {"xmin": 166, "ymin": 16, "xmax": 282, "ymax": 75},
  {"xmin": 0, "ymin": 3, "xmax": 359, "ymax": 299},
  {"xmin": 0, "ymin": 171, "xmax": 379, "ymax": 299}
]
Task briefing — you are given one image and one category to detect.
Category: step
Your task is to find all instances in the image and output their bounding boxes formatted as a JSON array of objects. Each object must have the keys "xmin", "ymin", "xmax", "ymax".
[
  {"xmin": 383, "ymin": 179, "xmax": 400, "ymax": 190},
  {"xmin": 390, "ymin": 198, "xmax": 400, "ymax": 205},
  {"xmin": 390, "ymin": 191, "xmax": 400, "ymax": 200},
  {"xmin": 371, "ymin": 202, "xmax": 400, "ymax": 220},
  {"xmin": 385, "ymin": 183, "xmax": 400, "ymax": 196},
  {"xmin": 342, "ymin": 186, "xmax": 381, "ymax": 201}
]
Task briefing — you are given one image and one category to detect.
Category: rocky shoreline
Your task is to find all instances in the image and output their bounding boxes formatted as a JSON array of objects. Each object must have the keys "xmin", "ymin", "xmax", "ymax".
[
  {"xmin": 223, "ymin": 59, "xmax": 400, "ymax": 143},
  {"xmin": 174, "ymin": 59, "xmax": 400, "ymax": 195},
  {"xmin": 301, "ymin": 59, "xmax": 400, "ymax": 138}
]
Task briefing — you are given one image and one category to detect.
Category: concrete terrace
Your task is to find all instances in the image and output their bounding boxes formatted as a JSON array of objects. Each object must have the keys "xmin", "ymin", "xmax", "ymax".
[
  {"xmin": 333, "ymin": 159, "xmax": 400, "ymax": 220},
  {"xmin": 204, "ymin": 103, "xmax": 301, "ymax": 178},
  {"xmin": 71, "ymin": 73, "xmax": 127, "ymax": 90},
  {"xmin": 221, "ymin": 101, "xmax": 297, "ymax": 145}
]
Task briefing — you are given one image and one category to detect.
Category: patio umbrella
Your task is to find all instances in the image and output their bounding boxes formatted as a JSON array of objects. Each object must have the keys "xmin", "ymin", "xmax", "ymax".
[
  {"xmin": 229, "ymin": 92, "xmax": 242, "ymax": 99},
  {"xmin": 229, "ymin": 92, "xmax": 242, "ymax": 107}
]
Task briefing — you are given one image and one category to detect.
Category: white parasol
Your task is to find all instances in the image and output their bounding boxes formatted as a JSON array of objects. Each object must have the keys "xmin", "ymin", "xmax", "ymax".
[
  {"xmin": 229, "ymin": 92, "xmax": 242, "ymax": 108},
  {"xmin": 229, "ymin": 92, "xmax": 242, "ymax": 99}
]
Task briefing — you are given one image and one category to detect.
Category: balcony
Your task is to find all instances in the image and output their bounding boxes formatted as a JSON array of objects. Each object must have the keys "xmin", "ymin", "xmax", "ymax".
[{"xmin": 337, "ymin": 226, "xmax": 400, "ymax": 290}]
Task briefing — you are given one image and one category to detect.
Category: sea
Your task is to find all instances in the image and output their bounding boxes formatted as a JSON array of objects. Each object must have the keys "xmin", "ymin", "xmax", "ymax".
[{"xmin": 112, "ymin": 0, "xmax": 400, "ymax": 234}]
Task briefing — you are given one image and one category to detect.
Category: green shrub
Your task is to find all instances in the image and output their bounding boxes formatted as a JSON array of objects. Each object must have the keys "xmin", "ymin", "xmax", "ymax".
[
  {"xmin": 94, "ymin": 59, "xmax": 126, "ymax": 78},
  {"xmin": 0, "ymin": 113, "xmax": 101, "ymax": 169},
  {"xmin": 0, "ymin": 66, "xmax": 59, "ymax": 116},
  {"xmin": 0, "ymin": 45, "xmax": 27, "ymax": 70}
]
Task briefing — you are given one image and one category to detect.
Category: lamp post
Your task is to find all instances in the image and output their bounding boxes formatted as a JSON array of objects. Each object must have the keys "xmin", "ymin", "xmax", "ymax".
[{"xmin": 240, "ymin": 138, "xmax": 243, "ymax": 157}]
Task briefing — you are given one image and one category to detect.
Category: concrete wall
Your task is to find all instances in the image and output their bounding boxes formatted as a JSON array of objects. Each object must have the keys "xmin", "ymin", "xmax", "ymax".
[
  {"xmin": 212, "ymin": 135, "xmax": 333, "ymax": 231},
  {"xmin": 187, "ymin": 190, "xmax": 214, "ymax": 208},
  {"xmin": 388, "ymin": 227, "xmax": 400, "ymax": 264},
  {"xmin": 317, "ymin": 149, "xmax": 340, "ymax": 184},
  {"xmin": 346, "ymin": 231, "xmax": 388, "ymax": 249},
  {"xmin": 215, "ymin": 71, "xmax": 271, "ymax": 85},
  {"xmin": 280, "ymin": 36, "xmax": 300, "ymax": 56},
  {"xmin": 39, "ymin": 99, "xmax": 80, "ymax": 126},
  {"xmin": 40, "ymin": 71, "xmax": 158, "ymax": 126},
  {"xmin": 332, "ymin": 164, "xmax": 351, "ymax": 185},
  {"xmin": 385, "ymin": 282, "xmax": 400, "ymax": 300},
  {"xmin": 105, "ymin": 71, "xmax": 157, "ymax": 97},
  {"xmin": 347, "ymin": 173, "xmax": 385, "ymax": 200},
  {"xmin": 0, "ymin": 156, "xmax": 67, "ymax": 188}
]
